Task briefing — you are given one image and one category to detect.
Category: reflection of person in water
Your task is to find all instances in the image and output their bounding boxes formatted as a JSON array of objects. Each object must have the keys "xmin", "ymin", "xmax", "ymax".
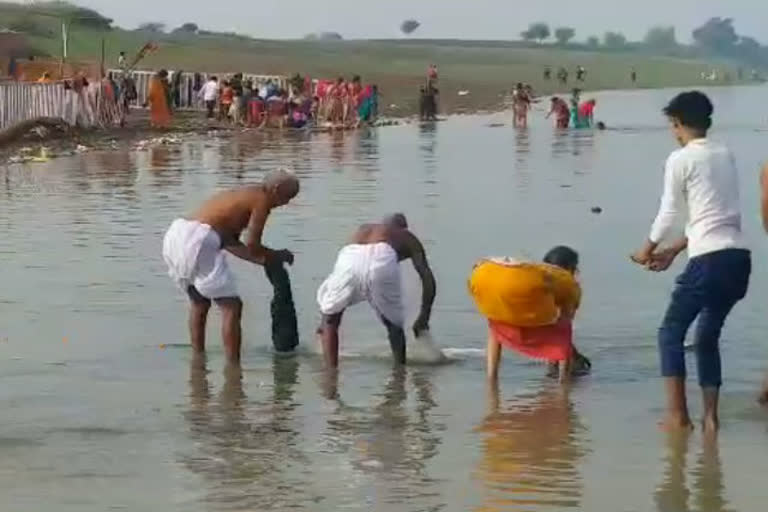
[
  {"xmin": 182, "ymin": 355, "xmax": 304, "ymax": 510},
  {"xmin": 321, "ymin": 367, "xmax": 443, "ymax": 507},
  {"xmin": 654, "ymin": 434, "xmax": 732, "ymax": 512},
  {"xmin": 419, "ymin": 83, "xmax": 439, "ymax": 121},
  {"xmin": 473, "ymin": 385, "xmax": 587, "ymax": 512}
]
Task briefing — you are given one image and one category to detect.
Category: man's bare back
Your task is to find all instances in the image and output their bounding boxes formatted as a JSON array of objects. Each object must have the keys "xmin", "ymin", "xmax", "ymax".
[
  {"xmin": 192, "ymin": 186, "xmax": 268, "ymax": 244},
  {"xmin": 318, "ymin": 214, "xmax": 437, "ymax": 369},
  {"xmin": 162, "ymin": 169, "xmax": 299, "ymax": 364},
  {"xmin": 190, "ymin": 170, "xmax": 299, "ymax": 266},
  {"xmin": 351, "ymin": 223, "xmax": 419, "ymax": 261}
]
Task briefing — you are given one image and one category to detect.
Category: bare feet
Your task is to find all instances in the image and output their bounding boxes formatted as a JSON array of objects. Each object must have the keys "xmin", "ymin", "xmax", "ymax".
[
  {"xmin": 759, "ymin": 389, "xmax": 768, "ymax": 405},
  {"xmin": 659, "ymin": 414, "xmax": 694, "ymax": 432}
]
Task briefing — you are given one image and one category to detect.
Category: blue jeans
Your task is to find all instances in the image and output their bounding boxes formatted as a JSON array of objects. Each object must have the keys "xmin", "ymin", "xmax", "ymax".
[{"xmin": 658, "ymin": 249, "xmax": 750, "ymax": 388}]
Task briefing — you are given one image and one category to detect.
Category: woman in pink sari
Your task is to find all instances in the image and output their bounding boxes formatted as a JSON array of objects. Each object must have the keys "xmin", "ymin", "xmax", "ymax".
[
  {"xmin": 346, "ymin": 75, "xmax": 363, "ymax": 125},
  {"xmin": 329, "ymin": 77, "xmax": 346, "ymax": 125}
]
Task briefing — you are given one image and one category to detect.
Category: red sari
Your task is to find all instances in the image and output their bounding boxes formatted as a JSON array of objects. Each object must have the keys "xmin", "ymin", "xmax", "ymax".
[{"xmin": 490, "ymin": 317, "xmax": 574, "ymax": 362}]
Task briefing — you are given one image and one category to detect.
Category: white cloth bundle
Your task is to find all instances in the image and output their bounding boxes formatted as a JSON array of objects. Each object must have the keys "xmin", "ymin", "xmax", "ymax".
[
  {"xmin": 317, "ymin": 243, "xmax": 404, "ymax": 326},
  {"xmin": 162, "ymin": 218, "xmax": 237, "ymax": 299}
]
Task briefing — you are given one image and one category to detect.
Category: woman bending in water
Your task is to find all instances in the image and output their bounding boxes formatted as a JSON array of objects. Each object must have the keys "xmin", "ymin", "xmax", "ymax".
[
  {"xmin": 547, "ymin": 96, "xmax": 570, "ymax": 129},
  {"xmin": 469, "ymin": 246, "xmax": 591, "ymax": 385}
]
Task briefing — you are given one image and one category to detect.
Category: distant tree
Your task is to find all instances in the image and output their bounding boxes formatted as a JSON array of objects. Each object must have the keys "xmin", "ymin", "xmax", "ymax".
[
  {"xmin": 521, "ymin": 22, "xmax": 550, "ymax": 43},
  {"xmin": 318, "ymin": 32, "xmax": 343, "ymax": 40},
  {"xmin": 52, "ymin": 5, "xmax": 113, "ymax": 30},
  {"xmin": 586, "ymin": 36, "xmax": 600, "ymax": 49},
  {"xmin": 400, "ymin": 19, "xmax": 420, "ymax": 35},
  {"xmin": 692, "ymin": 17, "xmax": 738, "ymax": 54},
  {"xmin": 736, "ymin": 36, "xmax": 761, "ymax": 53},
  {"xmin": 137, "ymin": 22, "xmax": 166, "ymax": 33},
  {"xmin": 554, "ymin": 27, "xmax": 576, "ymax": 45},
  {"xmin": 733, "ymin": 36, "xmax": 765, "ymax": 65},
  {"xmin": 644, "ymin": 26, "xmax": 677, "ymax": 49},
  {"xmin": 603, "ymin": 31, "xmax": 627, "ymax": 49},
  {"xmin": 174, "ymin": 22, "xmax": 199, "ymax": 34},
  {"xmin": 304, "ymin": 32, "xmax": 343, "ymax": 40}
]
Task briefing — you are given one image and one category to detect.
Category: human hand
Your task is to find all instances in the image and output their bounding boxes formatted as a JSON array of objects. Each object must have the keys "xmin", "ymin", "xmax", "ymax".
[
  {"xmin": 413, "ymin": 315, "xmax": 430, "ymax": 337},
  {"xmin": 630, "ymin": 248, "xmax": 652, "ymax": 266},
  {"xmin": 275, "ymin": 249, "xmax": 294, "ymax": 266},
  {"xmin": 648, "ymin": 248, "xmax": 678, "ymax": 272}
]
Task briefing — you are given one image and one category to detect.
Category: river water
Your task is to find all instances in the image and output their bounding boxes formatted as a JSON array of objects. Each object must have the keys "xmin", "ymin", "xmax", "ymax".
[{"xmin": 2, "ymin": 86, "xmax": 768, "ymax": 511}]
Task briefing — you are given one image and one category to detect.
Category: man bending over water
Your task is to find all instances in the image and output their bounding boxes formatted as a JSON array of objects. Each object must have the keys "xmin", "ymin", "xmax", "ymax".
[
  {"xmin": 162, "ymin": 169, "xmax": 299, "ymax": 363},
  {"xmin": 316, "ymin": 214, "xmax": 436, "ymax": 368}
]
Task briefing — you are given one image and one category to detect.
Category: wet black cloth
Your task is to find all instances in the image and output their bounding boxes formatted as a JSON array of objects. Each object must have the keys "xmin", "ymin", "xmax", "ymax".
[{"xmin": 264, "ymin": 260, "xmax": 299, "ymax": 353}]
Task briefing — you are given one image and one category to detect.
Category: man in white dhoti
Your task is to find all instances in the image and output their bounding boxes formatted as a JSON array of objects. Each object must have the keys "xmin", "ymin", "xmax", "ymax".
[
  {"xmin": 162, "ymin": 169, "xmax": 299, "ymax": 363},
  {"xmin": 316, "ymin": 214, "xmax": 437, "ymax": 368}
]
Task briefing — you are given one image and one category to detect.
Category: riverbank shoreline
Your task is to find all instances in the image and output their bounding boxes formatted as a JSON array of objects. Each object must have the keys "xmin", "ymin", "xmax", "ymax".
[
  {"xmin": 0, "ymin": 81, "xmax": 754, "ymax": 165},
  {"xmin": 0, "ymin": 110, "xmax": 418, "ymax": 164}
]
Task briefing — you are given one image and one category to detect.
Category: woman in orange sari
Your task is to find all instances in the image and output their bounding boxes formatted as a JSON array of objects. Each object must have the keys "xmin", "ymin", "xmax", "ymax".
[
  {"xmin": 148, "ymin": 70, "xmax": 172, "ymax": 129},
  {"xmin": 469, "ymin": 246, "xmax": 591, "ymax": 384}
]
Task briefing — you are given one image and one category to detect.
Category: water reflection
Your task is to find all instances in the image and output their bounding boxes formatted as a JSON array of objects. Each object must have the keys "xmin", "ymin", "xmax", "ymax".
[
  {"xmin": 419, "ymin": 122, "xmax": 438, "ymax": 158},
  {"xmin": 182, "ymin": 355, "xmax": 308, "ymax": 511},
  {"xmin": 353, "ymin": 127, "xmax": 379, "ymax": 164},
  {"xmin": 146, "ymin": 146, "xmax": 184, "ymax": 189},
  {"xmin": 513, "ymin": 129, "xmax": 530, "ymax": 166},
  {"xmin": 550, "ymin": 130, "xmax": 570, "ymax": 158},
  {"xmin": 330, "ymin": 130, "xmax": 347, "ymax": 164},
  {"xmin": 654, "ymin": 435, "xmax": 733, "ymax": 512},
  {"xmin": 321, "ymin": 367, "xmax": 444, "ymax": 510},
  {"xmin": 571, "ymin": 130, "xmax": 593, "ymax": 157},
  {"xmin": 474, "ymin": 384, "xmax": 587, "ymax": 511}
]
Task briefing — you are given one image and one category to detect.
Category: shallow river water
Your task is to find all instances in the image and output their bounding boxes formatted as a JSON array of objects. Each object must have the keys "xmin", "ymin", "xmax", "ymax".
[{"xmin": 2, "ymin": 86, "xmax": 768, "ymax": 511}]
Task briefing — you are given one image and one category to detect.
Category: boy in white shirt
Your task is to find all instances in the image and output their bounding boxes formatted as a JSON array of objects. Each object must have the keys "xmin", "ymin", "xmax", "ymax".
[{"xmin": 631, "ymin": 91, "xmax": 751, "ymax": 435}]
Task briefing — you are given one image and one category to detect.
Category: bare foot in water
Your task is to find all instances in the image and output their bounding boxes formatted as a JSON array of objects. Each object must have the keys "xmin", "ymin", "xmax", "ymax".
[
  {"xmin": 759, "ymin": 390, "xmax": 768, "ymax": 405},
  {"xmin": 659, "ymin": 414, "xmax": 694, "ymax": 432}
]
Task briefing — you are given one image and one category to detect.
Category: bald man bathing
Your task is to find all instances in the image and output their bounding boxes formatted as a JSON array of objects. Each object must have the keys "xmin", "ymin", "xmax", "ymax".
[
  {"xmin": 316, "ymin": 214, "xmax": 437, "ymax": 368},
  {"xmin": 162, "ymin": 169, "xmax": 299, "ymax": 363}
]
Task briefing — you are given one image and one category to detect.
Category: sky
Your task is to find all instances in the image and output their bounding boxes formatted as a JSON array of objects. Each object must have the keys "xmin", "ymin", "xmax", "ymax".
[{"xmin": 20, "ymin": 0, "xmax": 768, "ymax": 43}]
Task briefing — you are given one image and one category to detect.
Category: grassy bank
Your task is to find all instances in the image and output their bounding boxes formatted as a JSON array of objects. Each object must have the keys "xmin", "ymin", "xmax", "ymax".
[{"xmin": 2, "ymin": 2, "xmax": 745, "ymax": 115}]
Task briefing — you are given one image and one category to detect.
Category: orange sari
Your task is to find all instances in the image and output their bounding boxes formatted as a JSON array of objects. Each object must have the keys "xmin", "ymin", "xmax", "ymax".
[
  {"xmin": 469, "ymin": 259, "xmax": 580, "ymax": 362},
  {"xmin": 148, "ymin": 77, "xmax": 171, "ymax": 128}
]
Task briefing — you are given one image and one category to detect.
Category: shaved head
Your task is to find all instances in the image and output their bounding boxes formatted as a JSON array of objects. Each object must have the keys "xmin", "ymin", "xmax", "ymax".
[
  {"xmin": 263, "ymin": 168, "xmax": 299, "ymax": 206},
  {"xmin": 383, "ymin": 213, "xmax": 408, "ymax": 229}
]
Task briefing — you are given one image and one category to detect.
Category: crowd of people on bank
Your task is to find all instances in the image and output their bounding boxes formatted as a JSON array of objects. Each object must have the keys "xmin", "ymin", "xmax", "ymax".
[
  {"xmin": 195, "ymin": 73, "xmax": 380, "ymax": 130},
  {"xmin": 140, "ymin": 69, "xmax": 382, "ymax": 130},
  {"xmin": 132, "ymin": 61, "xmax": 609, "ymax": 133}
]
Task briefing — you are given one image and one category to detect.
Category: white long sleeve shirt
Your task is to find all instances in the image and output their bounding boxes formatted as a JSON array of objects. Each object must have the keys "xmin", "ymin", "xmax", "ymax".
[
  {"xmin": 649, "ymin": 138, "xmax": 745, "ymax": 258},
  {"xmin": 199, "ymin": 80, "xmax": 219, "ymax": 102}
]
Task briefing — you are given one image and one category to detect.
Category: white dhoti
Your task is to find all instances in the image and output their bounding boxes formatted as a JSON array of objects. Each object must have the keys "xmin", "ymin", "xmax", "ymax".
[
  {"xmin": 162, "ymin": 218, "xmax": 238, "ymax": 299},
  {"xmin": 317, "ymin": 243, "xmax": 404, "ymax": 327}
]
